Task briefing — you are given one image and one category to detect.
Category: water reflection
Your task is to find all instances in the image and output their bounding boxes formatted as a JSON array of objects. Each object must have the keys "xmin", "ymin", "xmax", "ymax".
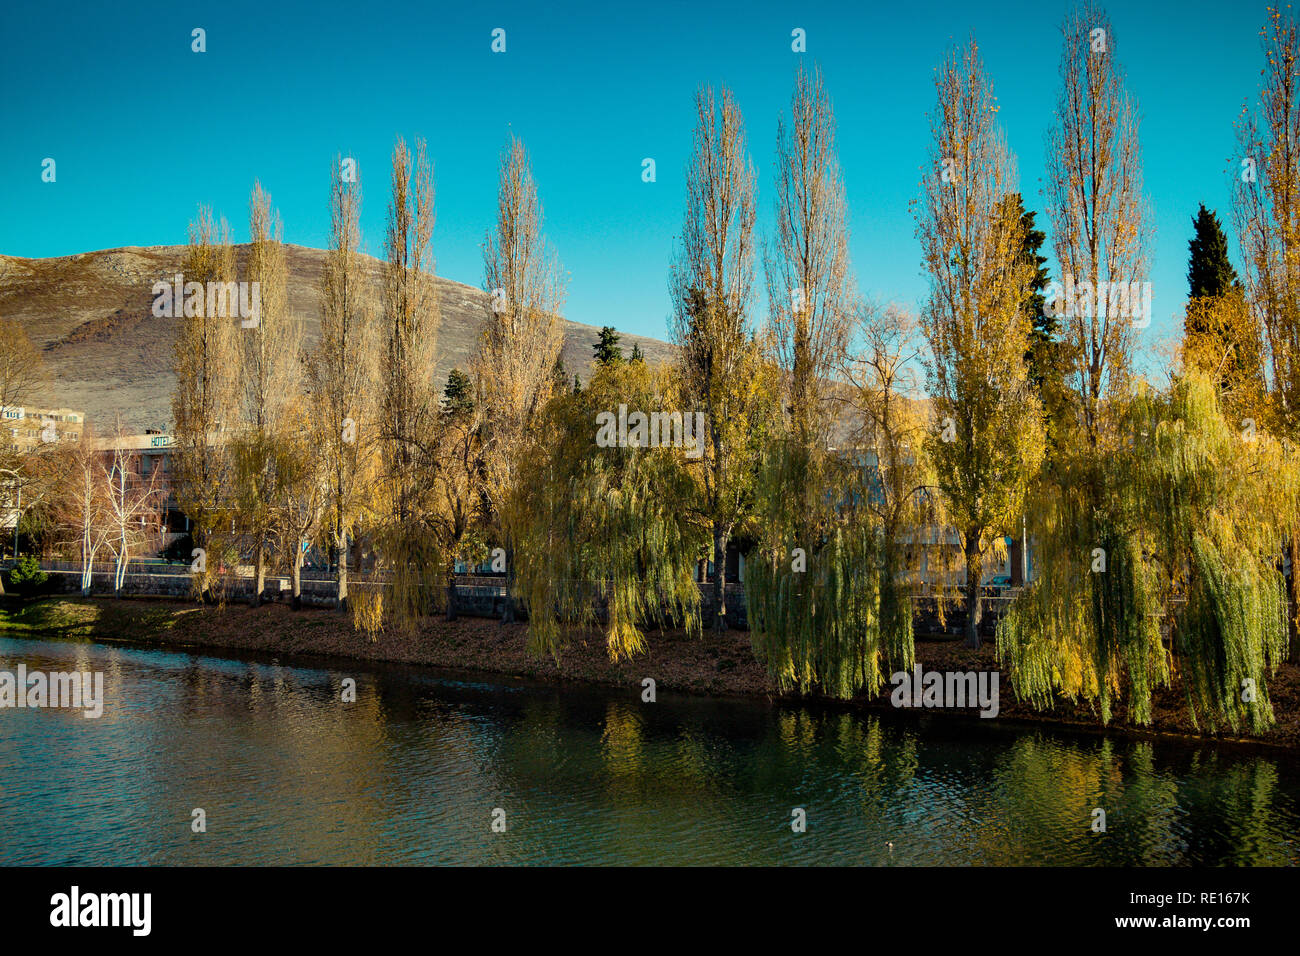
[{"xmin": 0, "ymin": 635, "xmax": 1296, "ymax": 866}]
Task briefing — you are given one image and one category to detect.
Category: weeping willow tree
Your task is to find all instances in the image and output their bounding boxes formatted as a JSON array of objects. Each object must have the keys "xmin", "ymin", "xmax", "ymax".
[
  {"xmin": 745, "ymin": 62, "xmax": 909, "ymax": 699},
  {"xmin": 747, "ymin": 443, "xmax": 902, "ymax": 700},
  {"xmin": 747, "ymin": 305, "xmax": 940, "ymax": 699},
  {"xmin": 999, "ymin": 370, "xmax": 1296, "ymax": 732},
  {"xmin": 511, "ymin": 359, "xmax": 707, "ymax": 661}
]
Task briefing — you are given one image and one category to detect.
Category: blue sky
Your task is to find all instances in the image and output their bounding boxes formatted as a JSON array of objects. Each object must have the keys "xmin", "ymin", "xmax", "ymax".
[{"xmin": 0, "ymin": 0, "xmax": 1266, "ymax": 354}]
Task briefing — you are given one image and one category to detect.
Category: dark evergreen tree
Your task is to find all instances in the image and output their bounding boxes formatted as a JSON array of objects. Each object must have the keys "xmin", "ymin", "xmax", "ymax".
[
  {"xmin": 1187, "ymin": 203, "xmax": 1240, "ymax": 300},
  {"xmin": 443, "ymin": 367, "xmax": 474, "ymax": 416},
  {"xmin": 1005, "ymin": 194, "xmax": 1054, "ymax": 389},
  {"xmin": 630, "ymin": 342, "xmax": 644, "ymax": 363},
  {"xmin": 594, "ymin": 326, "xmax": 623, "ymax": 365}
]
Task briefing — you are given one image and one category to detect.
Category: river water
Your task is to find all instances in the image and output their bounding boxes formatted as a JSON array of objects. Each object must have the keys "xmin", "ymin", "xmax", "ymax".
[{"xmin": 0, "ymin": 633, "xmax": 1296, "ymax": 865}]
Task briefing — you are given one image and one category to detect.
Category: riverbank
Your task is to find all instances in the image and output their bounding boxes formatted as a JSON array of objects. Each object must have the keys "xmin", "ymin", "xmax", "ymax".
[{"xmin": 3, "ymin": 595, "xmax": 1299, "ymax": 750}]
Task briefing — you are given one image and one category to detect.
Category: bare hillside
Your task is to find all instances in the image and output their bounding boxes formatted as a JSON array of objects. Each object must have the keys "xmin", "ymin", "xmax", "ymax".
[{"xmin": 0, "ymin": 244, "xmax": 673, "ymax": 430}]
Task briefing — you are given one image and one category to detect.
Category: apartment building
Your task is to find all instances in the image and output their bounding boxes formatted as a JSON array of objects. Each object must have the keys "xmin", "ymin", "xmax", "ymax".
[
  {"xmin": 1, "ymin": 405, "xmax": 85, "ymax": 451},
  {"xmin": 93, "ymin": 430, "xmax": 188, "ymax": 548}
]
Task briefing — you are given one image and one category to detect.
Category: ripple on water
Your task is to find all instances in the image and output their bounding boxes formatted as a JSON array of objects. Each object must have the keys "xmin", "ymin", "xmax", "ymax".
[{"xmin": 1, "ymin": 634, "xmax": 1298, "ymax": 866}]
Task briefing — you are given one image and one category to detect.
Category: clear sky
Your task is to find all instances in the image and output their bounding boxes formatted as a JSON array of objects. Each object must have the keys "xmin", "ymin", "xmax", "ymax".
[{"xmin": 0, "ymin": 0, "xmax": 1267, "ymax": 355}]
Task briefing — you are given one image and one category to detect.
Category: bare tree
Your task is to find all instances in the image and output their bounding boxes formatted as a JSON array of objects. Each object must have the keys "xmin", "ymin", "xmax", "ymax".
[
  {"xmin": 0, "ymin": 321, "xmax": 44, "ymax": 419},
  {"xmin": 670, "ymin": 84, "xmax": 764, "ymax": 631},
  {"xmin": 475, "ymin": 133, "xmax": 566, "ymax": 622},
  {"xmin": 1044, "ymin": 1, "xmax": 1150, "ymax": 445},
  {"xmin": 276, "ymin": 408, "xmax": 328, "ymax": 609},
  {"xmin": 0, "ymin": 321, "xmax": 47, "ymax": 592},
  {"xmin": 57, "ymin": 427, "xmax": 110, "ymax": 596},
  {"xmin": 915, "ymin": 38, "xmax": 1044, "ymax": 647},
  {"xmin": 99, "ymin": 426, "xmax": 164, "ymax": 595}
]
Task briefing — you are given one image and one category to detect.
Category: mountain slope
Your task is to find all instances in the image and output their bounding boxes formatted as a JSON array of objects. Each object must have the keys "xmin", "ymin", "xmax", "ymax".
[{"xmin": 0, "ymin": 244, "xmax": 674, "ymax": 430}]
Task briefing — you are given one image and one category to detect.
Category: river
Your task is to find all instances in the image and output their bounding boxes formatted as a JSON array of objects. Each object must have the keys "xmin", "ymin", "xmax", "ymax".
[{"xmin": 0, "ymin": 633, "xmax": 1296, "ymax": 865}]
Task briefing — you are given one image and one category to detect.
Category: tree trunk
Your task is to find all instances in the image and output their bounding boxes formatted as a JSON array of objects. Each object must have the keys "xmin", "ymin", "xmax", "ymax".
[
  {"xmin": 291, "ymin": 548, "xmax": 303, "ymax": 610},
  {"xmin": 335, "ymin": 530, "xmax": 349, "ymax": 612},
  {"xmin": 80, "ymin": 538, "xmax": 92, "ymax": 596},
  {"xmin": 501, "ymin": 544, "xmax": 516, "ymax": 623},
  {"xmin": 712, "ymin": 523, "xmax": 728, "ymax": 632},
  {"xmin": 252, "ymin": 545, "xmax": 264, "ymax": 607},
  {"xmin": 1289, "ymin": 537, "xmax": 1300, "ymax": 663},
  {"xmin": 964, "ymin": 536, "xmax": 983, "ymax": 648}
]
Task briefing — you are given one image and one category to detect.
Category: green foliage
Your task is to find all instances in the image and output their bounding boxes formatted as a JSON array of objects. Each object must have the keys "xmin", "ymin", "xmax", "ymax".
[
  {"xmin": 746, "ymin": 441, "xmax": 914, "ymax": 699},
  {"xmin": 1004, "ymin": 194, "xmax": 1056, "ymax": 390},
  {"xmin": 999, "ymin": 371, "xmax": 1293, "ymax": 731},
  {"xmin": 443, "ymin": 368, "xmax": 474, "ymax": 416},
  {"xmin": 593, "ymin": 326, "xmax": 624, "ymax": 366},
  {"xmin": 511, "ymin": 359, "xmax": 705, "ymax": 660},
  {"xmin": 1187, "ymin": 204, "xmax": 1240, "ymax": 300},
  {"xmin": 8, "ymin": 554, "xmax": 48, "ymax": 594}
]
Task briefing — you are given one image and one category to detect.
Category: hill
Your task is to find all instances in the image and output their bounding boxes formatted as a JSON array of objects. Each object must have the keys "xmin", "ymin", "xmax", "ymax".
[{"xmin": 0, "ymin": 244, "xmax": 674, "ymax": 431}]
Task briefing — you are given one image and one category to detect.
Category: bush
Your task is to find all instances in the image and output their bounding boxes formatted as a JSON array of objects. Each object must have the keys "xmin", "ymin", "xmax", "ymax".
[{"xmin": 8, "ymin": 555, "xmax": 48, "ymax": 596}]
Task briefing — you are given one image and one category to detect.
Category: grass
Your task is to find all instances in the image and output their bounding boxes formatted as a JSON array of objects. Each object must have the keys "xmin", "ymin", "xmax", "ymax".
[{"xmin": 0, "ymin": 596, "xmax": 181, "ymax": 640}]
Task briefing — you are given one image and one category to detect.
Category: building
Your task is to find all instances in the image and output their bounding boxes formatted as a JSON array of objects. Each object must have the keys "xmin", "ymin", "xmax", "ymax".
[
  {"xmin": 2, "ymin": 405, "xmax": 85, "ymax": 451},
  {"xmin": 93, "ymin": 430, "xmax": 188, "ymax": 551}
]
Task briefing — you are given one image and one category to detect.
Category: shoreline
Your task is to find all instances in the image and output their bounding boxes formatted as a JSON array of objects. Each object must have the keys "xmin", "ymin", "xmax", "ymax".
[{"xmin": 3, "ymin": 595, "xmax": 1299, "ymax": 753}]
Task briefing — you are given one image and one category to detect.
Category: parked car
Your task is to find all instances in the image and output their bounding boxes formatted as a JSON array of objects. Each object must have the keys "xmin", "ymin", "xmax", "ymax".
[{"xmin": 988, "ymin": 574, "xmax": 1012, "ymax": 590}]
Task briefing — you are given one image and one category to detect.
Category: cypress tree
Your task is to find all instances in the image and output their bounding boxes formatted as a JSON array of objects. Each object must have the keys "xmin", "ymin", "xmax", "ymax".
[
  {"xmin": 1186, "ymin": 203, "xmax": 1239, "ymax": 300},
  {"xmin": 1005, "ymin": 193, "xmax": 1054, "ymax": 388}
]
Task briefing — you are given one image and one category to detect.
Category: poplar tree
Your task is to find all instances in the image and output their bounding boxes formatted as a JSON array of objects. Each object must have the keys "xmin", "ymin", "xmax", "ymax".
[
  {"xmin": 915, "ymin": 38, "xmax": 1043, "ymax": 648},
  {"xmin": 669, "ymin": 84, "xmax": 767, "ymax": 632},
  {"xmin": 475, "ymin": 133, "xmax": 567, "ymax": 624},
  {"xmin": 375, "ymin": 136, "xmax": 440, "ymax": 628},
  {"xmin": 233, "ymin": 182, "xmax": 300, "ymax": 607},
  {"xmin": 749, "ymin": 64, "xmax": 887, "ymax": 695},
  {"xmin": 310, "ymin": 155, "xmax": 378, "ymax": 610},
  {"xmin": 170, "ymin": 207, "xmax": 237, "ymax": 600},
  {"xmin": 1232, "ymin": 7, "xmax": 1300, "ymax": 660}
]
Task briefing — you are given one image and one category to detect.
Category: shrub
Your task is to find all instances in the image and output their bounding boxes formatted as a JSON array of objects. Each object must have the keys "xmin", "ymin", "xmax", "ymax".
[{"xmin": 8, "ymin": 555, "xmax": 48, "ymax": 596}]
